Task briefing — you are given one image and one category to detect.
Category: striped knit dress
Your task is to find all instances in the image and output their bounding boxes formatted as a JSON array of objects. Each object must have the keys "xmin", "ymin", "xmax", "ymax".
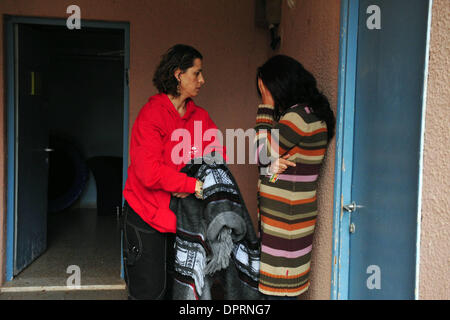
[{"xmin": 254, "ymin": 103, "xmax": 328, "ymax": 296}]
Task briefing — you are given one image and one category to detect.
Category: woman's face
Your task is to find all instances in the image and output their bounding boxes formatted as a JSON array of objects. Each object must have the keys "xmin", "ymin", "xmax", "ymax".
[{"xmin": 176, "ymin": 58, "xmax": 205, "ymax": 98}]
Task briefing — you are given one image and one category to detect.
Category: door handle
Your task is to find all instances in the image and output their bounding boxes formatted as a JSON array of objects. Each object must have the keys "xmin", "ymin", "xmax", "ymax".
[
  {"xmin": 343, "ymin": 201, "xmax": 364, "ymax": 213},
  {"xmin": 44, "ymin": 148, "xmax": 54, "ymax": 152}
]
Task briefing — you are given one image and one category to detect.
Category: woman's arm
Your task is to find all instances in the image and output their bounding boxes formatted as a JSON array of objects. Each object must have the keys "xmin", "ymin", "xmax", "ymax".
[
  {"xmin": 254, "ymin": 104, "xmax": 297, "ymax": 172},
  {"xmin": 255, "ymin": 78, "xmax": 301, "ymax": 173},
  {"xmin": 131, "ymin": 112, "xmax": 197, "ymax": 194}
]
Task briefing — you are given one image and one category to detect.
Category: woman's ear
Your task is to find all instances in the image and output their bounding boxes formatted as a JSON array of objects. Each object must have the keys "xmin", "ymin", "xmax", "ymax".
[{"xmin": 174, "ymin": 69, "xmax": 182, "ymax": 82}]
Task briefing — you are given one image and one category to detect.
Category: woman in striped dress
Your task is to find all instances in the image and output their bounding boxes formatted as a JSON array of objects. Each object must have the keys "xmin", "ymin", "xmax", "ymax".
[{"xmin": 254, "ymin": 55, "xmax": 335, "ymax": 298}]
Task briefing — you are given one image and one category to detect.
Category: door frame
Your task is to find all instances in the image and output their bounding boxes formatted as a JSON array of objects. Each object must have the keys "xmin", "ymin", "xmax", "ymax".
[
  {"xmin": 330, "ymin": 0, "xmax": 433, "ymax": 299},
  {"xmin": 4, "ymin": 15, "xmax": 130, "ymax": 282}
]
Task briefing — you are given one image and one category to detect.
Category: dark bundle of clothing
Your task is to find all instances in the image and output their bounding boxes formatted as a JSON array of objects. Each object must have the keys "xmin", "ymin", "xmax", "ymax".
[{"xmin": 169, "ymin": 153, "xmax": 263, "ymax": 300}]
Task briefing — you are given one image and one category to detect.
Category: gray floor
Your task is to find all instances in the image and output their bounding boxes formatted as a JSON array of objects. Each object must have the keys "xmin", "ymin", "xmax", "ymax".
[{"xmin": 0, "ymin": 208, "xmax": 127, "ymax": 300}]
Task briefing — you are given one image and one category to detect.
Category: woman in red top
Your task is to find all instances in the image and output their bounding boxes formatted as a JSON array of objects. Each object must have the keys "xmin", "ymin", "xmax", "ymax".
[{"xmin": 122, "ymin": 44, "xmax": 222, "ymax": 300}]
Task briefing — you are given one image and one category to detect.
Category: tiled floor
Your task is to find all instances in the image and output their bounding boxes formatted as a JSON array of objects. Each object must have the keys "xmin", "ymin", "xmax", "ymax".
[{"xmin": 0, "ymin": 208, "xmax": 127, "ymax": 300}]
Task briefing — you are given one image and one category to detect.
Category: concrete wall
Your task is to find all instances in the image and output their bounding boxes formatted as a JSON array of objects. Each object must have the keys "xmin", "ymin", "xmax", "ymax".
[
  {"xmin": 277, "ymin": 0, "xmax": 341, "ymax": 300},
  {"xmin": 419, "ymin": 0, "xmax": 450, "ymax": 300},
  {"xmin": 0, "ymin": 0, "xmax": 270, "ymax": 285}
]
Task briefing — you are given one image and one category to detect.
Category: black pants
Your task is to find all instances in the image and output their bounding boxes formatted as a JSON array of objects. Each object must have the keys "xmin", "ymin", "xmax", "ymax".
[{"xmin": 122, "ymin": 202, "xmax": 174, "ymax": 300}]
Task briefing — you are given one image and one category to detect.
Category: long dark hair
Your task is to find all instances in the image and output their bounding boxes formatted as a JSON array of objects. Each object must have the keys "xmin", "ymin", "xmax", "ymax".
[
  {"xmin": 153, "ymin": 44, "xmax": 203, "ymax": 97},
  {"xmin": 257, "ymin": 55, "xmax": 335, "ymax": 141}
]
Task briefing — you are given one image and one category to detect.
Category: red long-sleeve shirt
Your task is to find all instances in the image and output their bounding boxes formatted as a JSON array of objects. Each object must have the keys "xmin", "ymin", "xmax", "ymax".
[{"xmin": 123, "ymin": 93, "xmax": 224, "ymax": 233}]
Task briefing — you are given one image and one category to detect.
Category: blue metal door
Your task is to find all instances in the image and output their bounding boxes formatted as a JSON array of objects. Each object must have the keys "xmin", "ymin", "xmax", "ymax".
[
  {"xmin": 14, "ymin": 24, "xmax": 51, "ymax": 275},
  {"xmin": 343, "ymin": 0, "xmax": 431, "ymax": 299}
]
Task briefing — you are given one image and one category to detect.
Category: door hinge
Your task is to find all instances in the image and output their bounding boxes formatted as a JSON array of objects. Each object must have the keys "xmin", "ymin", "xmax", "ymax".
[{"xmin": 125, "ymin": 68, "xmax": 129, "ymax": 86}]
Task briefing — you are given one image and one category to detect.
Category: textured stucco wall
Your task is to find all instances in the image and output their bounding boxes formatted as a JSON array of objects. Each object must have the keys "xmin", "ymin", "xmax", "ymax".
[
  {"xmin": 0, "ymin": 0, "xmax": 269, "ymax": 285},
  {"xmin": 278, "ymin": 0, "xmax": 341, "ymax": 300},
  {"xmin": 419, "ymin": 0, "xmax": 450, "ymax": 300}
]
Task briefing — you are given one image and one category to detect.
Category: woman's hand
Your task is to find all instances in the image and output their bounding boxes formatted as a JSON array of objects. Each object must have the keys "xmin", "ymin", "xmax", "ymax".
[
  {"xmin": 268, "ymin": 154, "xmax": 296, "ymax": 175},
  {"xmin": 172, "ymin": 192, "xmax": 190, "ymax": 198},
  {"xmin": 258, "ymin": 78, "xmax": 275, "ymax": 106},
  {"xmin": 172, "ymin": 180, "xmax": 203, "ymax": 199},
  {"xmin": 194, "ymin": 180, "xmax": 204, "ymax": 199}
]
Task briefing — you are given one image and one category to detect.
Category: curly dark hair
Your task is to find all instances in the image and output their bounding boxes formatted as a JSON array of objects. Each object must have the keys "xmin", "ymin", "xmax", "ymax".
[
  {"xmin": 153, "ymin": 44, "xmax": 203, "ymax": 97},
  {"xmin": 257, "ymin": 55, "xmax": 335, "ymax": 142}
]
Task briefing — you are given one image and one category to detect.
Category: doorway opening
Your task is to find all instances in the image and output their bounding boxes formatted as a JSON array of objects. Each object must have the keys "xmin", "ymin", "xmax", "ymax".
[{"xmin": 4, "ymin": 17, "xmax": 129, "ymax": 298}]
